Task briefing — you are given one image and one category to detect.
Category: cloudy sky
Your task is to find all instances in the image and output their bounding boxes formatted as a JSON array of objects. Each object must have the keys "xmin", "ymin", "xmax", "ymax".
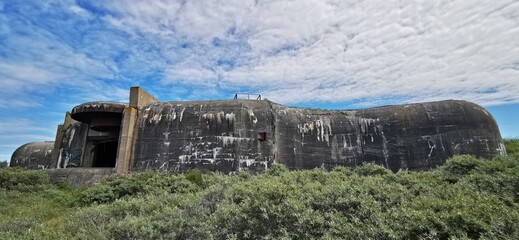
[{"xmin": 1, "ymin": 0, "xmax": 519, "ymax": 161}]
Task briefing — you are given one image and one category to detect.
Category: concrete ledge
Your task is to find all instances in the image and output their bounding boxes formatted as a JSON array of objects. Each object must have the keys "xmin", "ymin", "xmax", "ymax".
[{"xmin": 43, "ymin": 168, "xmax": 116, "ymax": 187}]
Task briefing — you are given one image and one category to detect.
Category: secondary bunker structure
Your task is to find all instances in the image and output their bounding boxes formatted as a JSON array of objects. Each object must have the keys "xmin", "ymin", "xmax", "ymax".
[{"xmin": 11, "ymin": 87, "xmax": 507, "ymax": 174}]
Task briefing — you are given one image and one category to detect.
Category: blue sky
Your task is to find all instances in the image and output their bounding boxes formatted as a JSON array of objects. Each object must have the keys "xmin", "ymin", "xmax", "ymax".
[{"xmin": 1, "ymin": 0, "xmax": 518, "ymax": 161}]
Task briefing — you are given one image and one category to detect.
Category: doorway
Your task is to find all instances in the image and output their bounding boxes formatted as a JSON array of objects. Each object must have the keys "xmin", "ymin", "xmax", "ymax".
[{"xmin": 92, "ymin": 140, "xmax": 118, "ymax": 167}]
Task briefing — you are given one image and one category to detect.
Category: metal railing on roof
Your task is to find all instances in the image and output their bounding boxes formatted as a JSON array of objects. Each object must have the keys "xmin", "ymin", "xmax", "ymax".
[{"xmin": 234, "ymin": 93, "xmax": 262, "ymax": 100}]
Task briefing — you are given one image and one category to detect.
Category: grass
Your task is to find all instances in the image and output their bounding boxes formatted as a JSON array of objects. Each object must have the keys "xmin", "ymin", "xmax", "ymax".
[{"xmin": 0, "ymin": 140, "xmax": 518, "ymax": 239}]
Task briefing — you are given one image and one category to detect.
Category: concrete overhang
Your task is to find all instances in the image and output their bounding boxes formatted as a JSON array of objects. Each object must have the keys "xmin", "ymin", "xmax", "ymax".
[{"xmin": 71, "ymin": 102, "xmax": 128, "ymax": 132}]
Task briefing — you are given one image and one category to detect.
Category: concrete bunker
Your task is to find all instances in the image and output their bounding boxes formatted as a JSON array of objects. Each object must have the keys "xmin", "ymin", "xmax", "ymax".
[{"xmin": 10, "ymin": 87, "xmax": 507, "ymax": 176}]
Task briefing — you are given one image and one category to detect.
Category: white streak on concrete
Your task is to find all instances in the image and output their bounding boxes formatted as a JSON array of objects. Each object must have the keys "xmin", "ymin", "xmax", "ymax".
[
  {"xmin": 248, "ymin": 109, "xmax": 258, "ymax": 124},
  {"xmin": 382, "ymin": 132, "xmax": 389, "ymax": 167},
  {"xmin": 225, "ymin": 112, "xmax": 235, "ymax": 124},
  {"xmin": 163, "ymin": 131, "xmax": 170, "ymax": 139},
  {"xmin": 179, "ymin": 107, "xmax": 186, "ymax": 122},
  {"xmin": 68, "ymin": 128, "xmax": 76, "ymax": 146}
]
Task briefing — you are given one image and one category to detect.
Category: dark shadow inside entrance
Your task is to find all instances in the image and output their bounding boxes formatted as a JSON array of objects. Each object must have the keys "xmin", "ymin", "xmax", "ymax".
[{"xmin": 93, "ymin": 140, "xmax": 118, "ymax": 167}]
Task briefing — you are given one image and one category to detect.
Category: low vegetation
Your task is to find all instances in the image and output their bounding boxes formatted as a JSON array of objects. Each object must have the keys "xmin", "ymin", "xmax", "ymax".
[
  {"xmin": 0, "ymin": 139, "xmax": 518, "ymax": 239},
  {"xmin": 0, "ymin": 161, "xmax": 7, "ymax": 169},
  {"xmin": 505, "ymin": 138, "xmax": 519, "ymax": 154}
]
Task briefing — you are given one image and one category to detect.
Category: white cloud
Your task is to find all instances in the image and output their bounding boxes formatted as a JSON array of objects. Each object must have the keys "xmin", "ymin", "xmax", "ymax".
[
  {"xmin": 2, "ymin": 0, "xmax": 519, "ymax": 160},
  {"xmin": 2, "ymin": 0, "xmax": 518, "ymax": 107},
  {"xmin": 0, "ymin": 1, "xmax": 137, "ymax": 109},
  {"xmin": 0, "ymin": 98, "xmax": 43, "ymax": 109},
  {"xmin": 0, "ymin": 118, "xmax": 57, "ymax": 162},
  {"xmin": 98, "ymin": 0, "xmax": 519, "ymax": 106},
  {"xmin": 69, "ymin": 5, "xmax": 91, "ymax": 18}
]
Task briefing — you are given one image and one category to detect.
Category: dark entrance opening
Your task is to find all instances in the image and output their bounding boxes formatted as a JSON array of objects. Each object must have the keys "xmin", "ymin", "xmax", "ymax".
[
  {"xmin": 92, "ymin": 140, "xmax": 118, "ymax": 167},
  {"xmin": 69, "ymin": 102, "xmax": 127, "ymax": 169}
]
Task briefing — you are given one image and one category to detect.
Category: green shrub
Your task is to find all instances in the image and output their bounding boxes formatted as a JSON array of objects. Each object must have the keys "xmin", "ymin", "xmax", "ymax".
[
  {"xmin": 3, "ymin": 153, "xmax": 519, "ymax": 239},
  {"xmin": 234, "ymin": 168, "xmax": 252, "ymax": 180},
  {"xmin": 437, "ymin": 155, "xmax": 483, "ymax": 183},
  {"xmin": 185, "ymin": 169, "xmax": 203, "ymax": 186},
  {"xmin": 0, "ymin": 218, "xmax": 38, "ymax": 234},
  {"xmin": 332, "ymin": 166, "xmax": 354, "ymax": 175},
  {"xmin": 0, "ymin": 168, "xmax": 49, "ymax": 192},
  {"xmin": 266, "ymin": 163, "xmax": 288, "ymax": 176},
  {"xmin": 505, "ymin": 138, "xmax": 519, "ymax": 154},
  {"xmin": 387, "ymin": 186, "xmax": 519, "ymax": 239},
  {"xmin": 78, "ymin": 184, "xmax": 118, "ymax": 205},
  {"xmin": 354, "ymin": 162, "xmax": 391, "ymax": 176},
  {"xmin": 68, "ymin": 193, "xmax": 213, "ymax": 240},
  {"xmin": 458, "ymin": 154, "xmax": 519, "ymax": 203},
  {"xmin": 78, "ymin": 172, "xmax": 159, "ymax": 205},
  {"xmin": 78, "ymin": 172, "xmax": 202, "ymax": 205},
  {"xmin": 0, "ymin": 161, "xmax": 7, "ymax": 169}
]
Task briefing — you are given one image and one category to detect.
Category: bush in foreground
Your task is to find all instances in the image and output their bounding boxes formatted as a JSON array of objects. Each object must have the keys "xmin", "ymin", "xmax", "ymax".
[
  {"xmin": 505, "ymin": 138, "xmax": 519, "ymax": 154},
  {"xmin": 0, "ymin": 167, "xmax": 49, "ymax": 192},
  {"xmin": 51, "ymin": 154, "xmax": 518, "ymax": 239},
  {"xmin": 1, "ymin": 145, "xmax": 518, "ymax": 239}
]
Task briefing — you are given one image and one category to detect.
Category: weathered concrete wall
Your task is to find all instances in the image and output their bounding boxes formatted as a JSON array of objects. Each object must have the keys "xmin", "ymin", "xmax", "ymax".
[
  {"xmin": 131, "ymin": 99, "xmax": 505, "ymax": 173},
  {"xmin": 273, "ymin": 104, "xmax": 367, "ymax": 170},
  {"xmin": 132, "ymin": 100, "xmax": 273, "ymax": 172},
  {"xmin": 129, "ymin": 86, "xmax": 159, "ymax": 108},
  {"xmin": 115, "ymin": 107, "xmax": 138, "ymax": 174},
  {"xmin": 43, "ymin": 168, "xmax": 116, "ymax": 187},
  {"xmin": 9, "ymin": 95, "xmax": 506, "ymax": 174},
  {"xmin": 355, "ymin": 100, "xmax": 505, "ymax": 171},
  {"xmin": 51, "ymin": 113, "xmax": 89, "ymax": 168},
  {"xmin": 115, "ymin": 87, "xmax": 159, "ymax": 174},
  {"xmin": 10, "ymin": 142, "xmax": 54, "ymax": 169},
  {"xmin": 55, "ymin": 121, "xmax": 89, "ymax": 168},
  {"xmin": 273, "ymin": 100, "xmax": 505, "ymax": 172}
]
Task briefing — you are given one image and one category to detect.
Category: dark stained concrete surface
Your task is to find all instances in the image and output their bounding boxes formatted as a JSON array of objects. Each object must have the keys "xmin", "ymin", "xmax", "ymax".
[
  {"xmin": 54, "ymin": 121, "xmax": 89, "ymax": 168},
  {"xmin": 10, "ymin": 142, "xmax": 54, "ymax": 169},
  {"xmin": 132, "ymin": 100, "xmax": 273, "ymax": 172},
  {"xmin": 10, "ymin": 97, "xmax": 506, "ymax": 174},
  {"xmin": 131, "ymin": 99, "xmax": 505, "ymax": 172},
  {"xmin": 273, "ymin": 100, "xmax": 505, "ymax": 172}
]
